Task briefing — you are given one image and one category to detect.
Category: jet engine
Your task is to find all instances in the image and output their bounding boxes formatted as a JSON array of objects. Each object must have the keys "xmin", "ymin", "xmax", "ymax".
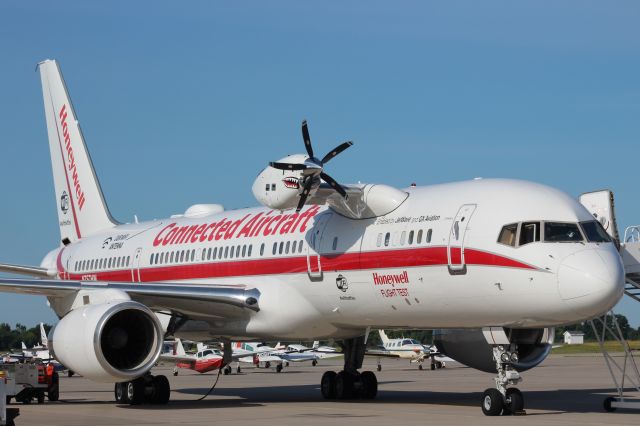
[
  {"xmin": 433, "ymin": 327, "xmax": 554, "ymax": 373},
  {"xmin": 49, "ymin": 300, "xmax": 164, "ymax": 382}
]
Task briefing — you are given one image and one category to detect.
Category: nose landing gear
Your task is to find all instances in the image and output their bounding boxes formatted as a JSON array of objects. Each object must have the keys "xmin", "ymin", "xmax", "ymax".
[{"xmin": 482, "ymin": 345, "xmax": 525, "ymax": 416}]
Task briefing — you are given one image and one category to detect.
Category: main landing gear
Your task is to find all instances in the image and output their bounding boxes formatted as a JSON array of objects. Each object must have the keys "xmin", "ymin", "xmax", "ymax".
[
  {"xmin": 114, "ymin": 374, "xmax": 170, "ymax": 405},
  {"xmin": 320, "ymin": 336, "xmax": 378, "ymax": 400},
  {"xmin": 481, "ymin": 345, "xmax": 524, "ymax": 416}
]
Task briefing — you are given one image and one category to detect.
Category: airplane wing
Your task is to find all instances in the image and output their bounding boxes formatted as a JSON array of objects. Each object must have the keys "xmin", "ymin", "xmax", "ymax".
[
  {"xmin": 158, "ymin": 354, "xmax": 196, "ymax": 363},
  {"xmin": 0, "ymin": 277, "xmax": 260, "ymax": 320},
  {"xmin": 364, "ymin": 349, "xmax": 401, "ymax": 358}
]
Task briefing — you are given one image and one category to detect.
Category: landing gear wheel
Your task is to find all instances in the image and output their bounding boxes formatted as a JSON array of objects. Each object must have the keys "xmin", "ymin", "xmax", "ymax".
[
  {"xmin": 503, "ymin": 388, "xmax": 524, "ymax": 415},
  {"xmin": 335, "ymin": 371, "xmax": 355, "ymax": 399},
  {"xmin": 224, "ymin": 366, "xmax": 232, "ymax": 375},
  {"xmin": 377, "ymin": 364, "xmax": 382, "ymax": 372},
  {"xmin": 604, "ymin": 396, "xmax": 616, "ymax": 412},
  {"xmin": 115, "ymin": 382, "xmax": 129, "ymax": 404},
  {"xmin": 418, "ymin": 364, "xmax": 423, "ymax": 371},
  {"xmin": 48, "ymin": 372, "xmax": 59, "ymax": 402},
  {"xmin": 126, "ymin": 378, "xmax": 146, "ymax": 405},
  {"xmin": 321, "ymin": 371, "xmax": 337, "ymax": 399},
  {"xmin": 237, "ymin": 366, "xmax": 242, "ymax": 374},
  {"xmin": 37, "ymin": 392, "xmax": 45, "ymax": 404},
  {"xmin": 360, "ymin": 371, "xmax": 378, "ymax": 399},
  {"xmin": 276, "ymin": 364, "xmax": 283, "ymax": 373},
  {"xmin": 481, "ymin": 388, "xmax": 504, "ymax": 416},
  {"xmin": 265, "ymin": 361, "xmax": 271, "ymax": 369},
  {"xmin": 312, "ymin": 360, "xmax": 318, "ymax": 367},
  {"xmin": 430, "ymin": 363, "xmax": 435, "ymax": 371},
  {"xmin": 67, "ymin": 370, "xmax": 74, "ymax": 378},
  {"xmin": 151, "ymin": 375, "xmax": 170, "ymax": 405}
]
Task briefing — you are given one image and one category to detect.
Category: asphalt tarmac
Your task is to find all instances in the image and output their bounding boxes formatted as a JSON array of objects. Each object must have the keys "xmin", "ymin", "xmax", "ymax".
[{"xmin": 6, "ymin": 355, "xmax": 639, "ymax": 426}]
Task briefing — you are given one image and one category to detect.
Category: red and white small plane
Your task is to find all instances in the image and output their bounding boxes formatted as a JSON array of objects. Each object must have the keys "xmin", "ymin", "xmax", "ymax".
[{"xmin": 0, "ymin": 60, "xmax": 625, "ymax": 414}]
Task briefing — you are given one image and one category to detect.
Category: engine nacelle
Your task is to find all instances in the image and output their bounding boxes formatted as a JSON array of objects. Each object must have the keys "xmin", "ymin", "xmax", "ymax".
[
  {"xmin": 49, "ymin": 301, "xmax": 164, "ymax": 382},
  {"xmin": 252, "ymin": 154, "xmax": 308, "ymax": 211},
  {"xmin": 433, "ymin": 328, "xmax": 554, "ymax": 373}
]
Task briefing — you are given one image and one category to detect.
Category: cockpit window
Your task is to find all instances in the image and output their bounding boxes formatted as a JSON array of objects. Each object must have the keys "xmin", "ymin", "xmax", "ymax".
[
  {"xmin": 498, "ymin": 223, "xmax": 518, "ymax": 247},
  {"xmin": 519, "ymin": 222, "xmax": 540, "ymax": 246},
  {"xmin": 580, "ymin": 220, "xmax": 612, "ymax": 243},
  {"xmin": 544, "ymin": 222, "xmax": 583, "ymax": 242}
]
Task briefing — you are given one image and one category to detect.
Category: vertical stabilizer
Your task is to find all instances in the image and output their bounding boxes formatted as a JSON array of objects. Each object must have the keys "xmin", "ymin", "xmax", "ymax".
[
  {"xmin": 378, "ymin": 330, "xmax": 389, "ymax": 345},
  {"xmin": 175, "ymin": 339, "xmax": 186, "ymax": 356},
  {"xmin": 40, "ymin": 323, "xmax": 48, "ymax": 348},
  {"xmin": 38, "ymin": 59, "xmax": 117, "ymax": 244},
  {"xmin": 21, "ymin": 342, "xmax": 27, "ymax": 350}
]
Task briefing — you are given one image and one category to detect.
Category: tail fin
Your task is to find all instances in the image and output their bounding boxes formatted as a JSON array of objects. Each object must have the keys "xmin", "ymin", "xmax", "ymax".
[
  {"xmin": 38, "ymin": 59, "xmax": 117, "ymax": 244},
  {"xmin": 40, "ymin": 323, "xmax": 48, "ymax": 348},
  {"xmin": 378, "ymin": 330, "xmax": 389, "ymax": 345},
  {"xmin": 21, "ymin": 342, "xmax": 27, "ymax": 350},
  {"xmin": 312, "ymin": 341, "xmax": 319, "ymax": 349},
  {"xmin": 175, "ymin": 339, "xmax": 186, "ymax": 356},
  {"xmin": 196, "ymin": 342, "xmax": 206, "ymax": 352}
]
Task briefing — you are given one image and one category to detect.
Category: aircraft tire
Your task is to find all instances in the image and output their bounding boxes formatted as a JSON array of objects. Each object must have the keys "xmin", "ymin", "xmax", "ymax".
[
  {"xmin": 312, "ymin": 360, "xmax": 317, "ymax": 367},
  {"xmin": 604, "ymin": 396, "xmax": 616, "ymax": 412},
  {"xmin": 335, "ymin": 371, "xmax": 355, "ymax": 400},
  {"xmin": 430, "ymin": 363, "xmax": 435, "ymax": 371},
  {"xmin": 418, "ymin": 364, "xmax": 423, "ymax": 370},
  {"xmin": 173, "ymin": 371, "xmax": 179, "ymax": 376},
  {"xmin": 37, "ymin": 391, "xmax": 45, "ymax": 404},
  {"xmin": 377, "ymin": 365, "xmax": 381, "ymax": 372},
  {"xmin": 151, "ymin": 375, "xmax": 170, "ymax": 405},
  {"xmin": 276, "ymin": 364, "xmax": 283, "ymax": 373},
  {"xmin": 320, "ymin": 371, "xmax": 337, "ymax": 399},
  {"xmin": 237, "ymin": 366, "xmax": 242, "ymax": 374},
  {"xmin": 114, "ymin": 382, "xmax": 128, "ymax": 404},
  {"xmin": 360, "ymin": 371, "xmax": 377, "ymax": 399},
  {"xmin": 481, "ymin": 388, "xmax": 504, "ymax": 416},
  {"xmin": 265, "ymin": 362, "xmax": 271, "ymax": 369},
  {"xmin": 67, "ymin": 370, "xmax": 74, "ymax": 378},
  {"xmin": 503, "ymin": 388, "xmax": 524, "ymax": 415},
  {"xmin": 126, "ymin": 378, "xmax": 146, "ymax": 405},
  {"xmin": 224, "ymin": 366, "xmax": 232, "ymax": 375}
]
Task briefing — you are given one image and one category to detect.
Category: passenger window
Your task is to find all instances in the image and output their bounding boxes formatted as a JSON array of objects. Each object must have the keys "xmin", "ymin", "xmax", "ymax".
[
  {"xmin": 498, "ymin": 223, "xmax": 518, "ymax": 247},
  {"xmin": 400, "ymin": 231, "xmax": 406, "ymax": 246},
  {"xmin": 426, "ymin": 229, "xmax": 432, "ymax": 243},
  {"xmin": 271, "ymin": 183, "xmax": 276, "ymax": 191},
  {"xmin": 224, "ymin": 246, "xmax": 228, "ymax": 258},
  {"xmin": 376, "ymin": 233, "xmax": 382, "ymax": 247},
  {"xmin": 299, "ymin": 240, "xmax": 303, "ymax": 253},
  {"xmin": 279, "ymin": 241, "xmax": 284, "ymax": 255},
  {"xmin": 285, "ymin": 241, "xmax": 290, "ymax": 254},
  {"xmin": 108, "ymin": 258, "xmax": 113, "ymax": 269},
  {"xmin": 236, "ymin": 246, "xmax": 241, "ymax": 257},
  {"xmin": 260, "ymin": 243, "xmax": 265, "ymax": 256},
  {"xmin": 544, "ymin": 222, "xmax": 583, "ymax": 242},
  {"xmin": 384, "ymin": 232, "xmax": 390, "ymax": 247},
  {"xmin": 519, "ymin": 222, "xmax": 540, "ymax": 246},
  {"xmin": 332, "ymin": 237, "xmax": 338, "ymax": 251},
  {"xmin": 292, "ymin": 241, "xmax": 297, "ymax": 253},
  {"xmin": 248, "ymin": 245, "xmax": 252, "ymax": 257},
  {"xmin": 265, "ymin": 184, "xmax": 270, "ymax": 191},
  {"xmin": 408, "ymin": 230, "xmax": 414, "ymax": 245},
  {"xmin": 417, "ymin": 230, "xmax": 423, "ymax": 244},
  {"xmin": 126, "ymin": 256, "xmax": 130, "ymax": 266},
  {"xmin": 218, "ymin": 247, "xmax": 223, "ymax": 259},
  {"xmin": 242, "ymin": 245, "xmax": 247, "ymax": 257},
  {"xmin": 230, "ymin": 246, "xmax": 234, "ymax": 259},
  {"xmin": 272, "ymin": 242, "xmax": 277, "ymax": 255}
]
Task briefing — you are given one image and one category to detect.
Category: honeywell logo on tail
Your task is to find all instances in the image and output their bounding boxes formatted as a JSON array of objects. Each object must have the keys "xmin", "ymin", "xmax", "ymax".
[{"xmin": 59, "ymin": 104, "xmax": 86, "ymax": 210}]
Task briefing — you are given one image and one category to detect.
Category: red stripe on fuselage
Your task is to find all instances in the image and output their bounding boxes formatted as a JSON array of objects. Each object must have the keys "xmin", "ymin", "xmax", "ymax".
[{"xmin": 64, "ymin": 246, "xmax": 536, "ymax": 282}]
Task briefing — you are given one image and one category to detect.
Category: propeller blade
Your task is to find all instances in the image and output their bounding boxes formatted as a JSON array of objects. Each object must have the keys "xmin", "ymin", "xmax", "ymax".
[
  {"xmin": 269, "ymin": 162, "xmax": 307, "ymax": 171},
  {"xmin": 301, "ymin": 120, "xmax": 314, "ymax": 158},
  {"xmin": 320, "ymin": 172, "xmax": 347, "ymax": 198},
  {"xmin": 321, "ymin": 141, "xmax": 353, "ymax": 164},
  {"xmin": 296, "ymin": 178, "xmax": 314, "ymax": 212}
]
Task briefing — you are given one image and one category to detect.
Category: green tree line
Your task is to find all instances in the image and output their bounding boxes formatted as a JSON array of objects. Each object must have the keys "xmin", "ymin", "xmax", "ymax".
[{"xmin": 0, "ymin": 323, "xmax": 53, "ymax": 351}]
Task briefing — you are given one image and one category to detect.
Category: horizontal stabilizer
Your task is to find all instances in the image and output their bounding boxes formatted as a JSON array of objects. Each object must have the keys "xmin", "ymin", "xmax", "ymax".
[{"xmin": 0, "ymin": 263, "xmax": 56, "ymax": 278}]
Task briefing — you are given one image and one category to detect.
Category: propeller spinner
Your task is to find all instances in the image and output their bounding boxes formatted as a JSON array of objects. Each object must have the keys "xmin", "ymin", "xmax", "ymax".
[{"xmin": 269, "ymin": 120, "xmax": 353, "ymax": 212}]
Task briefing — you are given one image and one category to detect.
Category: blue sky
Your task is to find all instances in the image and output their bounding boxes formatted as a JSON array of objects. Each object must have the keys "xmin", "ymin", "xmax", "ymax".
[{"xmin": 0, "ymin": 1, "xmax": 638, "ymax": 327}]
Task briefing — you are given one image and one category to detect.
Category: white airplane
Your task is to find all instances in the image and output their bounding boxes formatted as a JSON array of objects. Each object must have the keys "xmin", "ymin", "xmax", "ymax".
[
  {"xmin": 0, "ymin": 59, "xmax": 626, "ymax": 415},
  {"xmin": 374, "ymin": 330, "xmax": 434, "ymax": 371}
]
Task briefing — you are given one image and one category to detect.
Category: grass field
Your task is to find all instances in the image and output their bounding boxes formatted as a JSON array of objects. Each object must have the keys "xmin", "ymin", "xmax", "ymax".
[{"xmin": 552, "ymin": 340, "xmax": 640, "ymax": 354}]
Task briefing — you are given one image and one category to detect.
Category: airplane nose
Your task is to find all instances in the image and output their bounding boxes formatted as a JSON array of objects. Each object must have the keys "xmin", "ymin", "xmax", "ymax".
[{"xmin": 557, "ymin": 248, "xmax": 625, "ymax": 318}]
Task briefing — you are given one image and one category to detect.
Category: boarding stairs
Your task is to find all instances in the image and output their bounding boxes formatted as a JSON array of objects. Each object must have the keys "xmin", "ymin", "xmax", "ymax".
[{"xmin": 590, "ymin": 225, "xmax": 640, "ymax": 412}]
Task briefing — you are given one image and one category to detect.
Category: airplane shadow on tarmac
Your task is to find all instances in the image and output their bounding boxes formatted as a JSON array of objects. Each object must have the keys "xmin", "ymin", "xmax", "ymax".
[{"xmin": 116, "ymin": 382, "xmax": 635, "ymax": 415}]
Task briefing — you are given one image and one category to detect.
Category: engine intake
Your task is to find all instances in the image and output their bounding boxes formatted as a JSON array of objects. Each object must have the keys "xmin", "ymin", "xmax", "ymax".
[
  {"xmin": 50, "ymin": 301, "xmax": 163, "ymax": 382},
  {"xmin": 434, "ymin": 327, "xmax": 554, "ymax": 373}
]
